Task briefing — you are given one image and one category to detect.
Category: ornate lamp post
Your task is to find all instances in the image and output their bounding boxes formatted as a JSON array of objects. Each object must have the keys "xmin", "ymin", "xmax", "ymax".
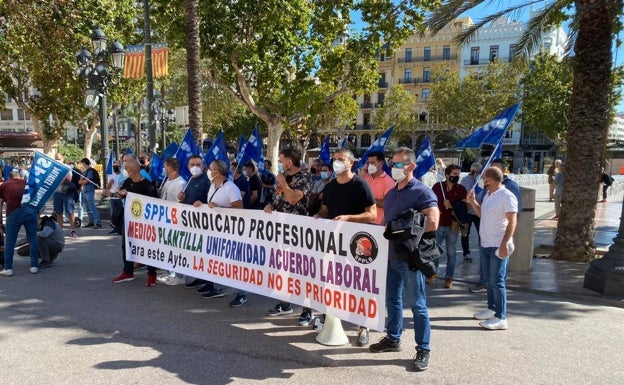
[
  {"xmin": 159, "ymin": 106, "xmax": 175, "ymax": 151},
  {"xmin": 76, "ymin": 27, "xmax": 125, "ymax": 188}
]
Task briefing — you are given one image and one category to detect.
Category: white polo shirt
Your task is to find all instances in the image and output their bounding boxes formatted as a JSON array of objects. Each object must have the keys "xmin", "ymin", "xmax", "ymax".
[
  {"xmin": 207, "ymin": 180, "xmax": 242, "ymax": 208},
  {"xmin": 480, "ymin": 186, "xmax": 518, "ymax": 248}
]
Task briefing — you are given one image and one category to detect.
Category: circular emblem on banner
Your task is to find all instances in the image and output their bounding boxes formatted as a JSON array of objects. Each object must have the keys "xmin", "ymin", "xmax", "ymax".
[
  {"xmin": 350, "ymin": 232, "xmax": 378, "ymax": 264},
  {"xmin": 130, "ymin": 199, "xmax": 142, "ymax": 219}
]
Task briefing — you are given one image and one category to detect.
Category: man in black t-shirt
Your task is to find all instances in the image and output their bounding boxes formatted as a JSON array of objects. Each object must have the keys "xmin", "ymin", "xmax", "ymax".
[
  {"xmin": 244, "ymin": 161, "xmax": 263, "ymax": 209},
  {"xmin": 112, "ymin": 159, "xmax": 160, "ymax": 286},
  {"xmin": 314, "ymin": 148, "xmax": 376, "ymax": 346}
]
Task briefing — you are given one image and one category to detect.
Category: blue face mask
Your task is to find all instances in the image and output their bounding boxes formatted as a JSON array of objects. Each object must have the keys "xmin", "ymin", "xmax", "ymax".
[
  {"xmin": 277, "ymin": 163, "xmax": 284, "ymax": 173},
  {"xmin": 320, "ymin": 171, "xmax": 330, "ymax": 180}
]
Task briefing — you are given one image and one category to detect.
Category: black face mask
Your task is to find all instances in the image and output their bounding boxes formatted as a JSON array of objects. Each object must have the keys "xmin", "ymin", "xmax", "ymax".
[
  {"xmin": 310, "ymin": 167, "xmax": 317, "ymax": 175},
  {"xmin": 449, "ymin": 175, "xmax": 460, "ymax": 184},
  {"xmin": 113, "ymin": 166, "xmax": 121, "ymax": 173}
]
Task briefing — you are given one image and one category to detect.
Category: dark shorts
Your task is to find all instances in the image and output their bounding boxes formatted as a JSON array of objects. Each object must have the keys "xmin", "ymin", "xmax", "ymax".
[{"xmin": 53, "ymin": 192, "xmax": 74, "ymax": 215}]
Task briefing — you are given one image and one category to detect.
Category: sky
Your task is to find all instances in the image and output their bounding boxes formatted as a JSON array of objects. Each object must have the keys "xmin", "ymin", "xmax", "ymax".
[{"xmin": 461, "ymin": 2, "xmax": 624, "ymax": 113}]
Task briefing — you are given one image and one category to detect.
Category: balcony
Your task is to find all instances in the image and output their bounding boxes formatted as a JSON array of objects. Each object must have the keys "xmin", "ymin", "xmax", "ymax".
[
  {"xmin": 464, "ymin": 56, "xmax": 510, "ymax": 66},
  {"xmin": 398, "ymin": 54, "xmax": 458, "ymax": 63},
  {"xmin": 360, "ymin": 103, "xmax": 373, "ymax": 109},
  {"xmin": 378, "ymin": 81, "xmax": 388, "ymax": 88},
  {"xmin": 354, "ymin": 124, "xmax": 374, "ymax": 130},
  {"xmin": 398, "ymin": 77, "xmax": 415, "ymax": 85}
]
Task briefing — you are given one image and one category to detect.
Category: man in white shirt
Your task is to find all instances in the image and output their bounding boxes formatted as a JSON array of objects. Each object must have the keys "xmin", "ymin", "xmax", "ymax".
[
  {"xmin": 466, "ymin": 167, "xmax": 517, "ymax": 330},
  {"xmin": 158, "ymin": 158, "xmax": 187, "ymax": 285}
]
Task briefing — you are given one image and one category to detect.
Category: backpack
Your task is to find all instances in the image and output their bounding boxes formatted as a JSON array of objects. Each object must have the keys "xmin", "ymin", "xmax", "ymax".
[{"xmin": 88, "ymin": 167, "xmax": 101, "ymax": 188}]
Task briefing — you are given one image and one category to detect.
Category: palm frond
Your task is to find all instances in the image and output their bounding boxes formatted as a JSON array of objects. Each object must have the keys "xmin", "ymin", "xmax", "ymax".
[{"xmin": 514, "ymin": 0, "xmax": 572, "ymax": 60}]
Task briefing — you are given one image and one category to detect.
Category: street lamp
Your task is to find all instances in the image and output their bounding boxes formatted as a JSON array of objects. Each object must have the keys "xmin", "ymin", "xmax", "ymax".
[
  {"xmin": 75, "ymin": 27, "xmax": 125, "ymax": 188},
  {"xmin": 159, "ymin": 107, "xmax": 175, "ymax": 151}
]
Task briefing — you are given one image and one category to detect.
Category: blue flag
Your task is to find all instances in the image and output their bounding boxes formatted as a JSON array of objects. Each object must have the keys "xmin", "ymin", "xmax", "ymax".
[
  {"xmin": 235, "ymin": 134, "xmax": 248, "ymax": 165},
  {"xmin": 319, "ymin": 135, "xmax": 331, "ymax": 166},
  {"xmin": 338, "ymin": 136, "xmax": 348, "ymax": 149},
  {"xmin": 162, "ymin": 142, "xmax": 179, "ymax": 162},
  {"xmin": 174, "ymin": 128, "xmax": 199, "ymax": 181},
  {"xmin": 23, "ymin": 152, "xmax": 71, "ymax": 211},
  {"xmin": 125, "ymin": 147, "xmax": 134, "ymax": 155},
  {"xmin": 149, "ymin": 152, "xmax": 164, "ymax": 183},
  {"xmin": 356, "ymin": 125, "xmax": 394, "ymax": 171},
  {"xmin": 203, "ymin": 131, "xmax": 230, "ymax": 177},
  {"xmin": 456, "ymin": 103, "xmax": 521, "ymax": 148},
  {"xmin": 106, "ymin": 151, "xmax": 115, "ymax": 176},
  {"xmin": 244, "ymin": 124, "xmax": 265, "ymax": 172},
  {"xmin": 414, "ymin": 134, "xmax": 435, "ymax": 179},
  {"xmin": 3, "ymin": 164, "xmax": 14, "ymax": 181}
]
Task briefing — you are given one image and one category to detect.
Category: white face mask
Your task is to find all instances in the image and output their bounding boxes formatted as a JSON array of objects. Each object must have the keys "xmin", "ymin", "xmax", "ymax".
[
  {"xmin": 121, "ymin": 168, "xmax": 129, "ymax": 178},
  {"xmin": 207, "ymin": 170, "xmax": 215, "ymax": 181},
  {"xmin": 332, "ymin": 161, "xmax": 346, "ymax": 175},
  {"xmin": 367, "ymin": 164, "xmax": 378, "ymax": 175},
  {"xmin": 391, "ymin": 167, "xmax": 406, "ymax": 182},
  {"xmin": 190, "ymin": 166, "xmax": 202, "ymax": 177},
  {"xmin": 242, "ymin": 170, "xmax": 248, "ymax": 177}
]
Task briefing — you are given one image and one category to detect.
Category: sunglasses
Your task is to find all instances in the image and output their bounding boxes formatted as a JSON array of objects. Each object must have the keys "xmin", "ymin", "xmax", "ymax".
[{"xmin": 390, "ymin": 161, "xmax": 411, "ymax": 168}]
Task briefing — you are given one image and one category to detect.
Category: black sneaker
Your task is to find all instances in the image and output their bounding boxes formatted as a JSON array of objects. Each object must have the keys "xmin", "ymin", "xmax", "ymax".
[
  {"xmin": 463, "ymin": 254, "xmax": 472, "ymax": 262},
  {"xmin": 201, "ymin": 288, "xmax": 225, "ymax": 299},
  {"xmin": 84, "ymin": 223, "xmax": 95, "ymax": 228},
  {"xmin": 297, "ymin": 310, "xmax": 313, "ymax": 326},
  {"xmin": 196, "ymin": 283, "xmax": 215, "ymax": 294},
  {"xmin": 413, "ymin": 349, "xmax": 430, "ymax": 371},
  {"xmin": 185, "ymin": 278, "xmax": 206, "ymax": 289},
  {"xmin": 469, "ymin": 283, "xmax": 487, "ymax": 293},
  {"xmin": 39, "ymin": 260, "xmax": 54, "ymax": 269},
  {"xmin": 94, "ymin": 224, "xmax": 103, "ymax": 229},
  {"xmin": 229, "ymin": 294, "xmax": 248, "ymax": 308},
  {"xmin": 369, "ymin": 336, "xmax": 402, "ymax": 353},
  {"xmin": 266, "ymin": 303, "xmax": 293, "ymax": 316}
]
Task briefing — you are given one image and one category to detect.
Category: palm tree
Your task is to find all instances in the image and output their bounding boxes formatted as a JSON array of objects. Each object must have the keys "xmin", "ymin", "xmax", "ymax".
[
  {"xmin": 185, "ymin": 0, "xmax": 203, "ymax": 141},
  {"xmin": 430, "ymin": 0, "xmax": 623, "ymax": 262}
]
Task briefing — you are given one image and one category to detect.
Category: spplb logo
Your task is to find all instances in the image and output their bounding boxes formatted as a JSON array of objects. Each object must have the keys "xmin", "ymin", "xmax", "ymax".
[
  {"xmin": 349, "ymin": 232, "xmax": 378, "ymax": 264},
  {"xmin": 130, "ymin": 198, "xmax": 143, "ymax": 219}
]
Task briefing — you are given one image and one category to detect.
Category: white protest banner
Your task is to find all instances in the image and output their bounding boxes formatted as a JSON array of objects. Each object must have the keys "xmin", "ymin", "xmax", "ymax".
[{"xmin": 124, "ymin": 192, "xmax": 388, "ymax": 331}]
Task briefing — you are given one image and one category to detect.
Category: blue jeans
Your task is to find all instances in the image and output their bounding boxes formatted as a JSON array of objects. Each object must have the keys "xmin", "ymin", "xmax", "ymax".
[
  {"xmin": 480, "ymin": 246, "xmax": 509, "ymax": 319},
  {"xmin": 385, "ymin": 259, "xmax": 431, "ymax": 351},
  {"xmin": 435, "ymin": 226, "xmax": 458, "ymax": 278},
  {"xmin": 82, "ymin": 189, "xmax": 101, "ymax": 225},
  {"xmin": 3, "ymin": 206, "xmax": 39, "ymax": 270}
]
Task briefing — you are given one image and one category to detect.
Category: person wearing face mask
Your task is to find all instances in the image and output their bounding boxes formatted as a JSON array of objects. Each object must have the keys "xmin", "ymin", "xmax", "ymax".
[
  {"xmin": 307, "ymin": 163, "xmax": 332, "ymax": 216},
  {"xmin": 264, "ymin": 148, "xmax": 311, "ymax": 321},
  {"xmin": 230, "ymin": 162, "xmax": 251, "ymax": 209},
  {"xmin": 178, "ymin": 156, "xmax": 211, "ymax": 291},
  {"xmin": 431, "ymin": 164, "xmax": 467, "ymax": 289},
  {"xmin": 315, "ymin": 148, "xmax": 377, "ymax": 346},
  {"xmin": 363, "ymin": 151, "xmax": 395, "ymax": 225},
  {"xmin": 243, "ymin": 161, "xmax": 263, "ymax": 210},
  {"xmin": 369, "ymin": 147, "xmax": 439, "ymax": 371}
]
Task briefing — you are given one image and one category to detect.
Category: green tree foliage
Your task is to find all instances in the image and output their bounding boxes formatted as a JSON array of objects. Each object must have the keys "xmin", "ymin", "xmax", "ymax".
[
  {"xmin": 372, "ymin": 85, "xmax": 418, "ymax": 133},
  {"xmin": 521, "ymin": 53, "xmax": 573, "ymax": 142},
  {"xmin": 427, "ymin": 60, "xmax": 522, "ymax": 137},
  {"xmin": 153, "ymin": 0, "xmax": 439, "ymax": 170},
  {"xmin": 0, "ymin": 0, "xmax": 141, "ymax": 155}
]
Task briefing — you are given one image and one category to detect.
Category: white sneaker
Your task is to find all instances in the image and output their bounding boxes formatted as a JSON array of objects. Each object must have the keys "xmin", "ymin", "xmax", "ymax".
[
  {"xmin": 164, "ymin": 276, "xmax": 185, "ymax": 286},
  {"xmin": 474, "ymin": 309, "xmax": 495, "ymax": 320},
  {"xmin": 30, "ymin": 267, "xmax": 39, "ymax": 274},
  {"xmin": 156, "ymin": 273, "xmax": 171, "ymax": 283},
  {"xmin": 0, "ymin": 269, "xmax": 14, "ymax": 277},
  {"xmin": 479, "ymin": 317, "xmax": 507, "ymax": 330}
]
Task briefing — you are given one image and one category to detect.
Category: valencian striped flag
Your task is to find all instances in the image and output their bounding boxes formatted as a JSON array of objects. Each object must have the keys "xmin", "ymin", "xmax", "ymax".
[{"xmin": 123, "ymin": 43, "xmax": 169, "ymax": 79}]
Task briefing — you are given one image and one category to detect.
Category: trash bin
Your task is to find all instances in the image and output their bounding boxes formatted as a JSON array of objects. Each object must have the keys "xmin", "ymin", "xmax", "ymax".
[{"xmin": 510, "ymin": 187, "xmax": 535, "ymax": 272}]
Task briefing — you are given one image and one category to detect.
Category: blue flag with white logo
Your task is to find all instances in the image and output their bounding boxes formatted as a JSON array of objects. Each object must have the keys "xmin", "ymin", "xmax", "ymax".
[
  {"xmin": 23, "ymin": 152, "xmax": 71, "ymax": 211},
  {"xmin": 356, "ymin": 125, "xmax": 394, "ymax": 171},
  {"xmin": 175, "ymin": 128, "xmax": 200, "ymax": 181},
  {"xmin": 319, "ymin": 135, "xmax": 331, "ymax": 166},
  {"xmin": 149, "ymin": 152, "xmax": 164, "ymax": 183},
  {"xmin": 235, "ymin": 134, "xmax": 248, "ymax": 165},
  {"xmin": 414, "ymin": 134, "xmax": 435, "ymax": 179},
  {"xmin": 203, "ymin": 131, "xmax": 230, "ymax": 177},
  {"xmin": 457, "ymin": 103, "xmax": 521, "ymax": 148},
  {"xmin": 473, "ymin": 137, "xmax": 505, "ymax": 189},
  {"xmin": 244, "ymin": 124, "xmax": 265, "ymax": 173}
]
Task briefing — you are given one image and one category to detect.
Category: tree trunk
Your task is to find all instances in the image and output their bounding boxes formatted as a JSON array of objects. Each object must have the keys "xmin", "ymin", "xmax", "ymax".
[
  {"xmin": 84, "ymin": 119, "xmax": 98, "ymax": 160},
  {"xmin": 185, "ymin": 0, "xmax": 203, "ymax": 143},
  {"xmin": 552, "ymin": 0, "xmax": 618, "ymax": 261},
  {"xmin": 265, "ymin": 117, "xmax": 284, "ymax": 174}
]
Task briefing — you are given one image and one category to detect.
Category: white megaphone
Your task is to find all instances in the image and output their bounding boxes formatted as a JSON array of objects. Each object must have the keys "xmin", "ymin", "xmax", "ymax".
[{"xmin": 316, "ymin": 315, "xmax": 349, "ymax": 346}]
